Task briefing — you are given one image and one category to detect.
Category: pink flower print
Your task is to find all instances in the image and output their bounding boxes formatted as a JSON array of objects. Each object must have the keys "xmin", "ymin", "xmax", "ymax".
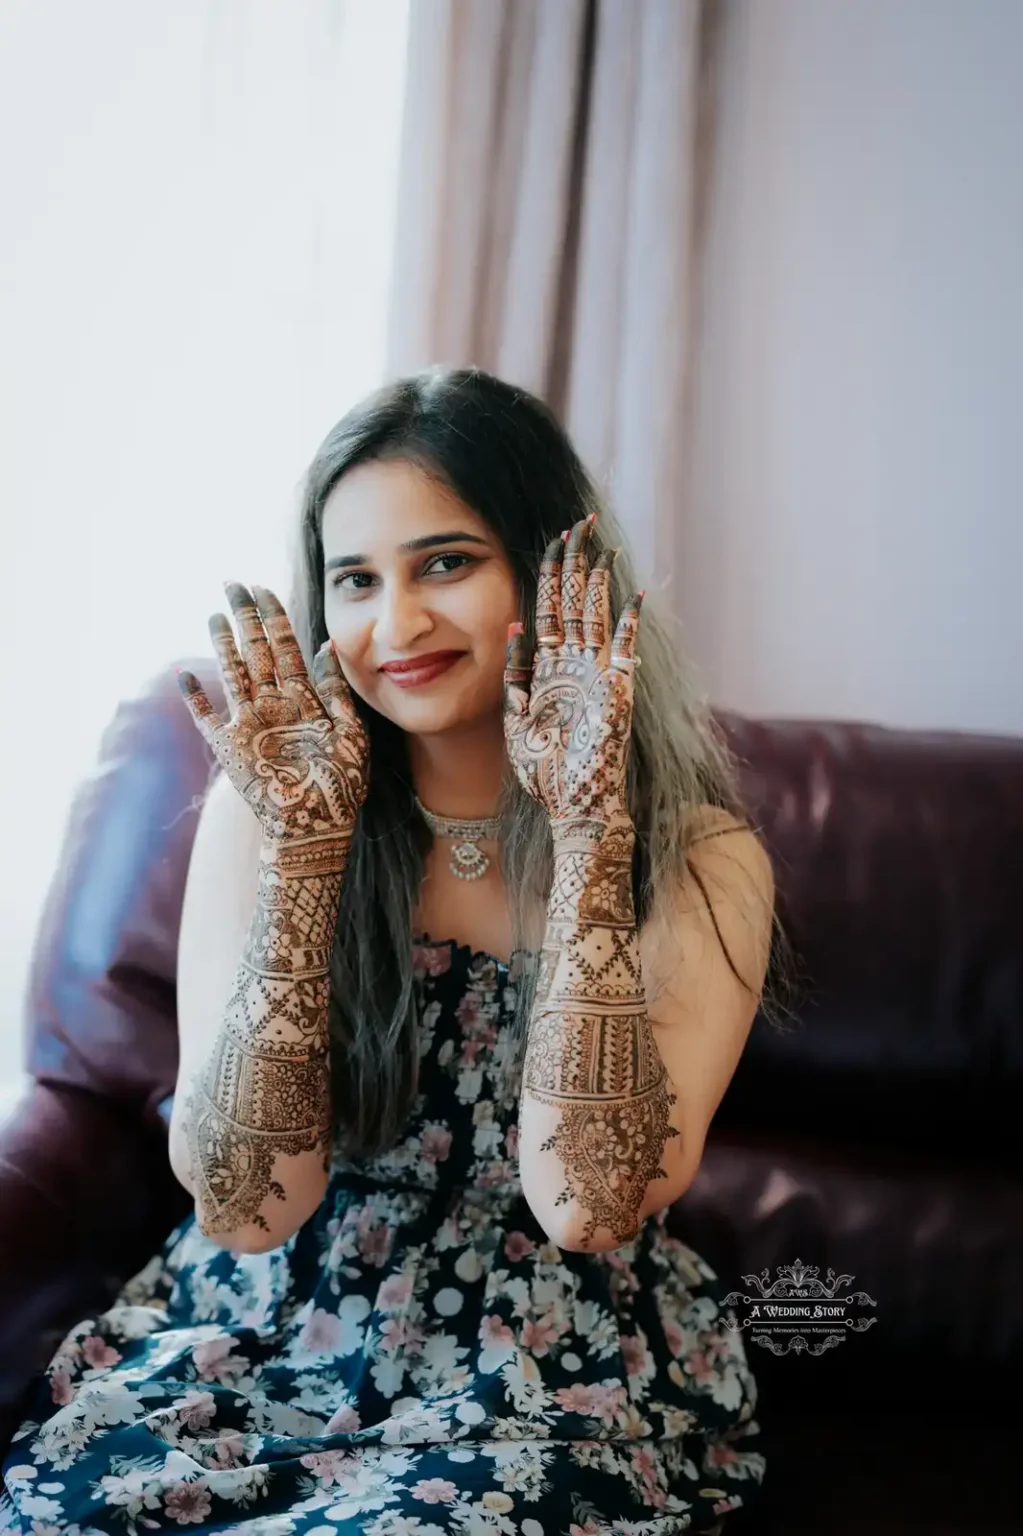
[
  {"xmin": 632, "ymin": 1446, "xmax": 659, "ymax": 1483},
  {"xmin": 356, "ymin": 1212, "xmax": 394, "ymax": 1267},
  {"xmin": 521, "ymin": 1313, "xmax": 561, "ymax": 1353},
  {"xmin": 380, "ymin": 1315, "xmax": 423, "ymax": 1353},
  {"xmin": 176, "ymin": 1391, "xmax": 216, "ymax": 1431},
  {"xmin": 324, "ymin": 1403, "xmax": 361, "ymax": 1434},
  {"xmin": 570, "ymin": 1525, "xmax": 604, "ymax": 1535},
  {"xmin": 706, "ymin": 1441, "xmax": 740, "ymax": 1470},
  {"xmin": 480, "ymin": 1315, "xmax": 514, "ymax": 1348},
  {"xmin": 210, "ymin": 1429, "xmax": 246, "ymax": 1467},
  {"xmin": 554, "ymin": 1383, "xmax": 602, "ymax": 1414},
  {"xmin": 620, "ymin": 1334, "xmax": 650, "ymax": 1377},
  {"xmin": 420, "ymin": 1126, "xmax": 452, "ymax": 1164},
  {"xmin": 505, "ymin": 1123, "xmax": 519, "ymax": 1158},
  {"xmin": 553, "ymin": 1382, "xmax": 626, "ymax": 1425},
  {"xmin": 81, "ymin": 1335, "xmax": 122, "ymax": 1369},
  {"xmin": 377, "ymin": 1274, "xmax": 413, "ymax": 1311},
  {"xmin": 663, "ymin": 1319, "xmax": 683, "ymax": 1355},
  {"xmin": 299, "ymin": 1308, "xmax": 344, "ymax": 1354},
  {"xmin": 163, "ymin": 1479, "xmax": 212, "ymax": 1525},
  {"xmin": 412, "ymin": 945, "xmax": 452, "ymax": 976},
  {"xmin": 192, "ymin": 1336, "xmax": 246, "ymax": 1383},
  {"xmin": 411, "ymin": 1478, "xmax": 458, "ymax": 1505},
  {"xmin": 504, "ymin": 1230, "xmax": 535, "ymax": 1262},
  {"xmin": 456, "ymin": 993, "xmax": 481, "ymax": 1027},
  {"xmin": 49, "ymin": 1368, "xmax": 74, "ymax": 1406},
  {"xmin": 299, "ymin": 1450, "xmax": 356, "ymax": 1488}
]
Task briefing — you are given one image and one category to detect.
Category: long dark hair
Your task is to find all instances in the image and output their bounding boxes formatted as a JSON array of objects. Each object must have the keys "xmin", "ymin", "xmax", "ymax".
[{"xmin": 288, "ymin": 365, "xmax": 794, "ymax": 1161}]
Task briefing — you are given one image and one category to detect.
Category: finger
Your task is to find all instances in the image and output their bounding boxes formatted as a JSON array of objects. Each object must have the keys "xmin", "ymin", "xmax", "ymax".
[
  {"xmin": 208, "ymin": 613, "xmax": 251, "ymax": 715},
  {"xmin": 503, "ymin": 622, "xmax": 532, "ymax": 718},
  {"xmin": 251, "ymin": 584, "xmax": 319, "ymax": 718},
  {"xmin": 535, "ymin": 535, "xmax": 566, "ymax": 649},
  {"xmin": 176, "ymin": 669, "xmax": 224, "ymax": 749},
  {"xmin": 224, "ymin": 581, "xmax": 276, "ymax": 695},
  {"xmin": 561, "ymin": 513, "xmax": 596, "ymax": 646},
  {"xmin": 610, "ymin": 590, "xmax": 644, "ymax": 674},
  {"xmin": 311, "ymin": 638, "xmax": 361, "ymax": 727},
  {"xmin": 583, "ymin": 546, "xmax": 617, "ymax": 659},
  {"xmin": 251, "ymin": 586, "xmax": 308, "ymax": 683}
]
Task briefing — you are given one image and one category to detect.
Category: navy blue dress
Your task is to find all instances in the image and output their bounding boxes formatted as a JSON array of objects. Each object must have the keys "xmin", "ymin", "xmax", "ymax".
[{"xmin": 0, "ymin": 938, "xmax": 763, "ymax": 1534}]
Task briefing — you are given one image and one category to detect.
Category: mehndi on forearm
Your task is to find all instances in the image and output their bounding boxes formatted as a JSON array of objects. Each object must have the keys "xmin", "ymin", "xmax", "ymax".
[
  {"xmin": 522, "ymin": 815, "xmax": 678, "ymax": 1248},
  {"xmin": 183, "ymin": 833, "xmax": 347, "ymax": 1239}
]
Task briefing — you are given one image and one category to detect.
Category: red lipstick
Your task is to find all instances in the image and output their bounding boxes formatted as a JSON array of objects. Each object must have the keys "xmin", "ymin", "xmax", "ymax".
[{"xmin": 379, "ymin": 650, "xmax": 466, "ymax": 688}]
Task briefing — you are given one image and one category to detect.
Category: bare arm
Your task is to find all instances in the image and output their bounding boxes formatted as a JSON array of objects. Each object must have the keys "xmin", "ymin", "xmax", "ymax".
[
  {"xmin": 503, "ymin": 515, "xmax": 670, "ymax": 1251},
  {"xmin": 171, "ymin": 826, "xmax": 347, "ymax": 1252},
  {"xmin": 171, "ymin": 581, "xmax": 368, "ymax": 1254},
  {"xmin": 518, "ymin": 810, "xmax": 677, "ymax": 1251}
]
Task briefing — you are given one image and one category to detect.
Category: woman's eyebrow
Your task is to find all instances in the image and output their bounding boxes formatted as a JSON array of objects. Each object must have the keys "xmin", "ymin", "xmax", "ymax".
[{"xmin": 325, "ymin": 531, "xmax": 490, "ymax": 573}]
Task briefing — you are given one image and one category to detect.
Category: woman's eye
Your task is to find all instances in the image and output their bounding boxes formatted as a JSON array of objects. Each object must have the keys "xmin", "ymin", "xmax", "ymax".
[
  {"xmin": 329, "ymin": 553, "xmax": 475, "ymax": 592},
  {"xmin": 330, "ymin": 570, "xmax": 376, "ymax": 591},
  {"xmin": 425, "ymin": 552, "xmax": 474, "ymax": 576}
]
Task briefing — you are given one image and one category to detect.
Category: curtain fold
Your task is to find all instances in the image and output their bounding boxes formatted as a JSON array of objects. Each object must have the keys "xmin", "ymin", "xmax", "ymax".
[{"xmin": 386, "ymin": 0, "xmax": 712, "ymax": 593}]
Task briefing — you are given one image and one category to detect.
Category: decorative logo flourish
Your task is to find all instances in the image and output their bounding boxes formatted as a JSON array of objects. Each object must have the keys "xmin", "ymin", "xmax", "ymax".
[{"xmin": 721, "ymin": 1259, "xmax": 878, "ymax": 1357}]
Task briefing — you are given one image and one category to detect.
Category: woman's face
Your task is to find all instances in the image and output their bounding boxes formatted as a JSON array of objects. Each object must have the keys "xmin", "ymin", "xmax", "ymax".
[{"xmin": 320, "ymin": 458, "xmax": 523, "ymax": 733}]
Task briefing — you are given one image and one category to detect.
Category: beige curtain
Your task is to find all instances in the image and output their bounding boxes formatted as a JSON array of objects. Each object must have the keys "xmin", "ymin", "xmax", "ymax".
[{"xmin": 385, "ymin": 0, "xmax": 717, "ymax": 595}]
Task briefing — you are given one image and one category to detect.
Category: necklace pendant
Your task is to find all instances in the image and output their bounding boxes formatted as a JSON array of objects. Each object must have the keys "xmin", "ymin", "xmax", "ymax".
[{"xmin": 450, "ymin": 840, "xmax": 490, "ymax": 881}]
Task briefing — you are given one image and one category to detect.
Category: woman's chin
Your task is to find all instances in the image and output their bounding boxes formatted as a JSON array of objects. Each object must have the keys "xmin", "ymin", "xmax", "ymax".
[{"xmin": 376, "ymin": 686, "xmax": 498, "ymax": 735}]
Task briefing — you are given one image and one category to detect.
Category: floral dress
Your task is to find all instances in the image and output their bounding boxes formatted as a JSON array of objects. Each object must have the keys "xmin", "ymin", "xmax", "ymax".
[{"xmin": 0, "ymin": 938, "xmax": 765, "ymax": 1536}]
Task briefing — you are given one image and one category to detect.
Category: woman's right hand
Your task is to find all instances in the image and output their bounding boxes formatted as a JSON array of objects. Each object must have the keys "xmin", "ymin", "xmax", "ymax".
[{"xmin": 176, "ymin": 582, "xmax": 370, "ymax": 859}]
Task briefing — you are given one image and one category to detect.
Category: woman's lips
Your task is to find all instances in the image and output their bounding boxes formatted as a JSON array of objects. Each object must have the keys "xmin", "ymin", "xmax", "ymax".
[{"xmin": 380, "ymin": 652, "xmax": 466, "ymax": 688}]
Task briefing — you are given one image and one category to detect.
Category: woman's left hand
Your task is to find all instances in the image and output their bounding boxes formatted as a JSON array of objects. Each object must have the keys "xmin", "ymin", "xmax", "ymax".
[{"xmin": 503, "ymin": 515, "xmax": 643, "ymax": 833}]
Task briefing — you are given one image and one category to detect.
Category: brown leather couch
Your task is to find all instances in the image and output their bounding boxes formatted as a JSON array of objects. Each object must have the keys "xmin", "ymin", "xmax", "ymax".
[{"xmin": 2, "ymin": 659, "xmax": 1021, "ymax": 1534}]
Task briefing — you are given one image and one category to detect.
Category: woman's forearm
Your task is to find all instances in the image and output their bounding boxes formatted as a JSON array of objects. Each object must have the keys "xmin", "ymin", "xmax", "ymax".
[
  {"xmin": 180, "ymin": 833, "xmax": 348, "ymax": 1251},
  {"xmin": 518, "ymin": 813, "xmax": 678, "ymax": 1249}
]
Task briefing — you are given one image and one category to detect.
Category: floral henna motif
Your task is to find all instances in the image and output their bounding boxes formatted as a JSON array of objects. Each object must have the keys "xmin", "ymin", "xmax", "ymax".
[
  {"xmin": 505, "ymin": 518, "xmax": 677, "ymax": 1247},
  {"xmin": 182, "ymin": 847, "xmax": 343, "ymax": 1235},
  {"xmin": 196, "ymin": 585, "xmax": 370, "ymax": 843},
  {"xmin": 523, "ymin": 824, "xmax": 678, "ymax": 1246},
  {"xmin": 177, "ymin": 582, "xmax": 369, "ymax": 1236}
]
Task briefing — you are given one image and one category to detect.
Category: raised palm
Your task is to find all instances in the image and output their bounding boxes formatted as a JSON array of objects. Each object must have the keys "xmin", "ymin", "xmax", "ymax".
[
  {"xmin": 177, "ymin": 582, "xmax": 369, "ymax": 849},
  {"xmin": 503, "ymin": 517, "xmax": 642, "ymax": 831}
]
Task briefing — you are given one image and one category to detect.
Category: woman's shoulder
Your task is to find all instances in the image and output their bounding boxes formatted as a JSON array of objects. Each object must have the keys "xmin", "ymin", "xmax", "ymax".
[{"xmin": 685, "ymin": 801, "xmax": 753, "ymax": 847}]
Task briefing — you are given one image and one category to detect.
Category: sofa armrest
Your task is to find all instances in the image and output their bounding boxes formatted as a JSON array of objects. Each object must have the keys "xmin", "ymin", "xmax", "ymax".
[{"xmin": 0, "ymin": 1081, "xmax": 191, "ymax": 1458}]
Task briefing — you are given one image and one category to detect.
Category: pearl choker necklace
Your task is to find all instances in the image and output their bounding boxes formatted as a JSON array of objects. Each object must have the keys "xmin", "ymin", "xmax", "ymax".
[{"xmin": 415, "ymin": 796, "xmax": 502, "ymax": 881}]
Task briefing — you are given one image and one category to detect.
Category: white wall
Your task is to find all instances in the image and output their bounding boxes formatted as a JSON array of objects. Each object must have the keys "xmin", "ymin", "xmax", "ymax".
[
  {"xmin": 0, "ymin": 1, "xmax": 409, "ymax": 1100},
  {"xmin": 680, "ymin": 0, "xmax": 1023, "ymax": 733}
]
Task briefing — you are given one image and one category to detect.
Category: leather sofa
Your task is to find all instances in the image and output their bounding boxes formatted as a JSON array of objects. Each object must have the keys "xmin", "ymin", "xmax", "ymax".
[{"xmin": 1, "ymin": 659, "xmax": 1020, "ymax": 1534}]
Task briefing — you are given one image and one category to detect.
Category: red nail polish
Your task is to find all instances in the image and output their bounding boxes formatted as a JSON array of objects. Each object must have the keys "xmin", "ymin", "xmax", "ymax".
[
  {"xmin": 587, "ymin": 511, "xmax": 598, "ymax": 523},
  {"xmin": 508, "ymin": 621, "xmax": 525, "ymax": 636},
  {"xmin": 561, "ymin": 530, "xmax": 570, "ymax": 542},
  {"xmin": 638, "ymin": 590, "xmax": 646, "ymax": 600}
]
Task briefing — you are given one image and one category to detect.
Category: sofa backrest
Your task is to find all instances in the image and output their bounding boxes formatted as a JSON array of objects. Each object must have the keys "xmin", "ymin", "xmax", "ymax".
[{"xmin": 21, "ymin": 664, "xmax": 1023, "ymax": 1164}]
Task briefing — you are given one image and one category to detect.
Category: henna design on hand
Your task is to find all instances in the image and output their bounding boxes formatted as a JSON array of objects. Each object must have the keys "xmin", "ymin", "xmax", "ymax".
[
  {"xmin": 176, "ymin": 583, "xmax": 368, "ymax": 1236},
  {"xmin": 507, "ymin": 521, "xmax": 675, "ymax": 1246},
  {"xmin": 182, "ymin": 846, "xmax": 342, "ymax": 1234},
  {"xmin": 503, "ymin": 519, "xmax": 641, "ymax": 831},
  {"xmin": 523, "ymin": 822, "xmax": 679, "ymax": 1247},
  {"xmin": 178, "ymin": 582, "xmax": 370, "ymax": 852}
]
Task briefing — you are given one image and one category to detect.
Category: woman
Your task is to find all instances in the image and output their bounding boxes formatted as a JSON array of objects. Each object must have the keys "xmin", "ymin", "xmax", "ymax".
[{"xmin": 1, "ymin": 367, "xmax": 785, "ymax": 1534}]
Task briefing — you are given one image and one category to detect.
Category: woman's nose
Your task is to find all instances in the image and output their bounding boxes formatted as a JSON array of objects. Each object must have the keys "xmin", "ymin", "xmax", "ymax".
[{"xmin": 375, "ymin": 584, "xmax": 434, "ymax": 652}]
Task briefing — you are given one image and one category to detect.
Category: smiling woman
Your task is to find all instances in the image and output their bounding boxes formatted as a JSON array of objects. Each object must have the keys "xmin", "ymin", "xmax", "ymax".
[
  {"xmin": 321, "ymin": 461, "xmax": 522, "ymax": 749},
  {"xmin": 1, "ymin": 366, "xmax": 789, "ymax": 1536}
]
